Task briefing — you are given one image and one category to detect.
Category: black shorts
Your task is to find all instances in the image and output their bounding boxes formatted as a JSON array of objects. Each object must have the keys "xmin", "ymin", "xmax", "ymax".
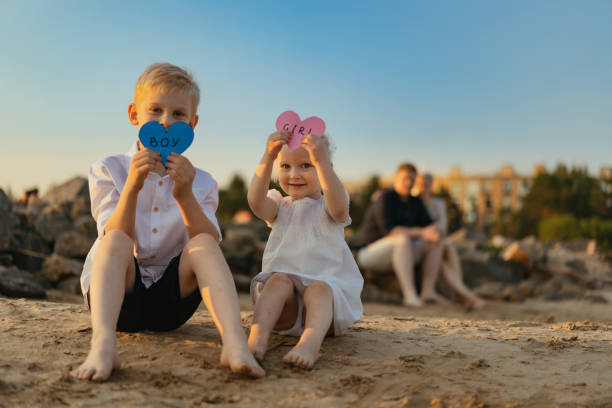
[{"xmin": 89, "ymin": 253, "xmax": 202, "ymax": 332}]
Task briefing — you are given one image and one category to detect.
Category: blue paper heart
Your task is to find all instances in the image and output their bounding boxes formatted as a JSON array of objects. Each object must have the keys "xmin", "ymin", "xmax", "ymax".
[{"xmin": 138, "ymin": 121, "xmax": 194, "ymax": 164}]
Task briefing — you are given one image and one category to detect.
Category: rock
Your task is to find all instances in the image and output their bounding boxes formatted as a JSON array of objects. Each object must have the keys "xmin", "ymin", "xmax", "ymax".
[
  {"xmin": 233, "ymin": 274, "xmax": 251, "ymax": 293},
  {"xmin": 491, "ymin": 235, "xmax": 513, "ymax": 249},
  {"xmin": 0, "ymin": 266, "xmax": 46, "ymax": 299},
  {"xmin": 0, "ymin": 254, "xmax": 13, "ymax": 266},
  {"xmin": 54, "ymin": 231, "xmax": 94, "ymax": 259},
  {"xmin": 33, "ymin": 205, "xmax": 73, "ymax": 244},
  {"xmin": 361, "ymin": 282, "xmax": 403, "ymax": 304},
  {"xmin": 221, "ymin": 225, "xmax": 260, "ymax": 277},
  {"xmin": 501, "ymin": 236, "xmax": 543, "ymax": 268},
  {"xmin": 461, "ymin": 257, "xmax": 528, "ymax": 288},
  {"xmin": 42, "ymin": 176, "xmax": 88, "ymax": 206},
  {"xmin": 0, "ymin": 189, "xmax": 11, "ymax": 212},
  {"xmin": 0, "ymin": 207, "xmax": 19, "ymax": 250},
  {"xmin": 74, "ymin": 215, "xmax": 98, "ymax": 239},
  {"xmin": 473, "ymin": 282, "xmax": 506, "ymax": 301},
  {"xmin": 70, "ymin": 195, "xmax": 91, "ymax": 220},
  {"xmin": 8, "ymin": 230, "xmax": 50, "ymax": 272},
  {"xmin": 40, "ymin": 254, "xmax": 83, "ymax": 284},
  {"xmin": 538, "ymin": 275, "xmax": 583, "ymax": 301},
  {"xmin": 56, "ymin": 276, "xmax": 81, "ymax": 295}
]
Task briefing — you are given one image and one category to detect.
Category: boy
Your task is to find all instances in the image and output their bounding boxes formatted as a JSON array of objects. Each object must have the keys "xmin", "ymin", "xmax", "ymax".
[{"xmin": 71, "ymin": 63, "xmax": 264, "ymax": 381}]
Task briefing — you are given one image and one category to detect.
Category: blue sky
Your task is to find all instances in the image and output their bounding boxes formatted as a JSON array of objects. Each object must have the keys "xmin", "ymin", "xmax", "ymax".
[{"xmin": 1, "ymin": 0, "xmax": 611, "ymax": 195}]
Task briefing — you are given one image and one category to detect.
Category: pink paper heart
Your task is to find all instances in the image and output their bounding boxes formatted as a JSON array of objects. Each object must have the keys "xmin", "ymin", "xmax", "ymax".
[{"xmin": 275, "ymin": 110, "xmax": 326, "ymax": 150}]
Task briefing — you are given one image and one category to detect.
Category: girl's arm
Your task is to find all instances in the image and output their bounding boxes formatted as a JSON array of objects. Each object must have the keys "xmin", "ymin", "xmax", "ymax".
[
  {"xmin": 302, "ymin": 135, "xmax": 349, "ymax": 223},
  {"xmin": 247, "ymin": 131, "xmax": 289, "ymax": 223}
]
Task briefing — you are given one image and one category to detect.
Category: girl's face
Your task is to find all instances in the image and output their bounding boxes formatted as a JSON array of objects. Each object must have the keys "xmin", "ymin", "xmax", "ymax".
[{"xmin": 277, "ymin": 146, "xmax": 321, "ymax": 200}]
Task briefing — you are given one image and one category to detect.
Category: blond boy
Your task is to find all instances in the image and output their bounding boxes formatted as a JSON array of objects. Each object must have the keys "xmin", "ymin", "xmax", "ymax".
[{"xmin": 71, "ymin": 63, "xmax": 264, "ymax": 381}]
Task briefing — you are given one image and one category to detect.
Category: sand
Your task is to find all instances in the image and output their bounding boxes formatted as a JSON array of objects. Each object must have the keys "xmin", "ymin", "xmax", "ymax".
[{"xmin": 1, "ymin": 291, "xmax": 611, "ymax": 407}]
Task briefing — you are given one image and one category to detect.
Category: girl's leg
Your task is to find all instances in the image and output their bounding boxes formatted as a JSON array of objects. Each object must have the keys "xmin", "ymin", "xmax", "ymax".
[
  {"xmin": 71, "ymin": 230, "xmax": 136, "ymax": 381},
  {"xmin": 440, "ymin": 241, "xmax": 486, "ymax": 309},
  {"xmin": 248, "ymin": 273, "xmax": 299, "ymax": 360},
  {"xmin": 283, "ymin": 281, "xmax": 333, "ymax": 369},
  {"xmin": 178, "ymin": 233, "xmax": 265, "ymax": 378}
]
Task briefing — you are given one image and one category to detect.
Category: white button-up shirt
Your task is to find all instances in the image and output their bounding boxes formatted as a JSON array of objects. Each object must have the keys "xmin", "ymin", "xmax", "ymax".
[{"xmin": 80, "ymin": 142, "xmax": 221, "ymax": 298}]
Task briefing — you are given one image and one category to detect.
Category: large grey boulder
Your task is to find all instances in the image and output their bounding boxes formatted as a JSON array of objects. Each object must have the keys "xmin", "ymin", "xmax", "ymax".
[
  {"xmin": 54, "ymin": 231, "xmax": 95, "ymax": 259},
  {"xmin": 33, "ymin": 205, "xmax": 73, "ymax": 244},
  {"xmin": 9, "ymin": 229, "xmax": 50, "ymax": 272},
  {"xmin": 41, "ymin": 254, "xmax": 83, "ymax": 284},
  {"xmin": 0, "ymin": 207, "xmax": 19, "ymax": 251},
  {"xmin": 42, "ymin": 176, "xmax": 88, "ymax": 206},
  {"xmin": 0, "ymin": 266, "xmax": 46, "ymax": 299}
]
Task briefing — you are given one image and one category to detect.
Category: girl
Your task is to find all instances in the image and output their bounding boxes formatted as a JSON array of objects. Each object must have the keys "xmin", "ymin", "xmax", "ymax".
[{"xmin": 247, "ymin": 130, "xmax": 363, "ymax": 369}]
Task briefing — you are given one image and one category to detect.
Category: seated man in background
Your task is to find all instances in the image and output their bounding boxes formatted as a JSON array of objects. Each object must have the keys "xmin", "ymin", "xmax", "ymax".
[
  {"xmin": 356, "ymin": 163, "xmax": 447, "ymax": 307},
  {"xmin": 414, "ymin": 173, "xmax": 485, "ymax": 309}
]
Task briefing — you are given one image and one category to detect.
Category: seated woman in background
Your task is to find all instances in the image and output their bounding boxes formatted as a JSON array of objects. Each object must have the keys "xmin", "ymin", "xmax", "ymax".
[{"xmin": 414, "ymin": 173, "xmax": 486, "ymax": 309}]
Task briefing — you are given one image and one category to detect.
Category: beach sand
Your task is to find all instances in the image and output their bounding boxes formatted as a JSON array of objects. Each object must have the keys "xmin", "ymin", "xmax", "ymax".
[{"xmin": 1, "ymin": 291, "xmax": 611, "ymax": 407}]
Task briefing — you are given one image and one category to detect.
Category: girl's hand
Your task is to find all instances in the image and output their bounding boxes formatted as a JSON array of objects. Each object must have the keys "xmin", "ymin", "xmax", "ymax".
[
  {"xmin": 265, "ymin": 130, "xmax": 290, "ymax": 160},
  {"xmin": 125, "ymin": 149, "xmax": 161, "ymax": 193},
  {"xmin": 166, "ymin": 153, "xmax": 195, "ymax": 201},
  {"xmin": 301, "ymin": 134, "xmax": 330, "ymax": 166}
]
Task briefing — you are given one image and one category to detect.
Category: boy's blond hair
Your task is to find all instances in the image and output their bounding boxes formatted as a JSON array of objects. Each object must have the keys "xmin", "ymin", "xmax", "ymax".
[{"xmin": 134, "ymin": 62, "xmax": 200, "ymax": 113}]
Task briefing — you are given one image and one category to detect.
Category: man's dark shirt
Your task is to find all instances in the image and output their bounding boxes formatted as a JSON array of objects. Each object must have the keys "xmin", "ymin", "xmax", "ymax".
[{"xmin": 358, "ymin": 189, "xmax": 433, "ymax": 247}]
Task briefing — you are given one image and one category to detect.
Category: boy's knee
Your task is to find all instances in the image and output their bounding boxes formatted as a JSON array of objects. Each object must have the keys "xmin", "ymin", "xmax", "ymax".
[
  {"xmin": 185, "ymin": 232, "xmax": 218, "ymax": 251},
  {"xmin": 101, "ymin": 229, "xmax": 134, "ymax": 248}
]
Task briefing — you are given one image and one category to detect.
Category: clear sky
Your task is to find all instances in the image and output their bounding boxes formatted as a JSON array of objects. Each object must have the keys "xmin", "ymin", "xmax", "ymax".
[{"xmin": 1, "ymin": 0, "xmax": 611, "ymax": 195}]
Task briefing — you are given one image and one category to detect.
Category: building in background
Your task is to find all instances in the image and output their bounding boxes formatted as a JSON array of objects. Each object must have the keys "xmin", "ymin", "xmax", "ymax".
[{"xmin": 432, "ymin": 165, "xmax": 544, "ymax": 228}]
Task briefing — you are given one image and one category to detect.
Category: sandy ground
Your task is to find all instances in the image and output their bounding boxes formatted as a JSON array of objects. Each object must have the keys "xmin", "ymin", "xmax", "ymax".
[{"xmin": 1, "ymin": 291, "xmax": 611, "ymax": 407}]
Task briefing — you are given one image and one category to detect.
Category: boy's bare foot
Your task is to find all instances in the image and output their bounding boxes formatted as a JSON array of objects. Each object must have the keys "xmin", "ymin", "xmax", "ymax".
[
  {"xmin": 282, "ymin": 337, "xmax": 321, "ymax": 369},
  {"xmin": 403, "ymin": 296, "xmax": 424, "ymax": 307},
  {"xmin": 247, "ymin": 326, "xmax": 269, "ymax": 360},
  {"xmin": 220, "ymin": 343, "xmax": 265, "ymax": 378},
  {"xmin": 421, "ymin": 292, "xmax": 450, "ymax": 306},
  {"xmin": 71, "ymin": 334, "xmax": 120, "ymax": 381}
]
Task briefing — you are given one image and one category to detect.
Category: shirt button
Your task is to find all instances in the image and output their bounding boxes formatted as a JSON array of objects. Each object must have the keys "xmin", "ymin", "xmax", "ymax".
[
  {"xmin": 152, "ymin": 228, "xmax": 158, "ymax": 233},
  {"xmin": 158, "ymin": 181, "xmax": 163, "ymax": 186},
  {"xmin": 153, "ymin": 207, "xmax": 159, "ymax": 212}
]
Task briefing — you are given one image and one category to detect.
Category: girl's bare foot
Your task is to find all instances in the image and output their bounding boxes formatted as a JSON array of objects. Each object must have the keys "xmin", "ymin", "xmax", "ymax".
[
  {"xmin": 421, "ymin": 292, "xmax": 450, "ymax": 306},
  {"xmin": 403, "ymin": 295, "xmax": 424, "ymax": 307},
  {"xmin": 247, "ymin": 325, "xmax": 269, "ymax": 361},
  {"xmin": 220, "ymin": 343, "xmax": 265, "ymax": 378},
  {"xmin": 71, "ymin": 333, "xmax": 120, "ymax": 381},
  {"xmin": 282, "ymin": 336, "xmax": 321, "ymax": 369},
  {"xmin": 465, "ymin": 294, "xmax": 486, "ymax": 309}
]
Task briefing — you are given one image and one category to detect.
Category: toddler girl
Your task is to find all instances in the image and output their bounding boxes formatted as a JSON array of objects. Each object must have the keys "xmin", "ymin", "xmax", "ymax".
[{"xmin": 246, "ymin": 130, "xmax": 363, "ymax": 369}]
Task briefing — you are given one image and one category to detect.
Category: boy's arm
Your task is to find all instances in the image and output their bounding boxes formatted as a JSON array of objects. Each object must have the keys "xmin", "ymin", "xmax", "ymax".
[
  {"xmin": 302, "ymin": 135, "xmax": 349, "ymax": 223},
  {"xmin": 104, "ymin": 149, "xmax": 161, "ymax": 239},
  {"xmin": 247, "ymin": 131, "xmax": 289, "ymax": 223},
  {"xmin": 166, "ymin": 153, "xmax": 219, "ymax": 240}
]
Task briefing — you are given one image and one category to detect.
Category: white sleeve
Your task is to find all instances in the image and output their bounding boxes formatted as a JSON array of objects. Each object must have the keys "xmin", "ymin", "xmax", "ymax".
[
  {"xmin": 324, "ymin": 189, "xmax": 352, "ymax": 227},
  {"xmin": 264, "ymin": 189, "xmax": 283, "ymax": 227},
  {"xmin": 88, "ymin": 161, "xmax": 121, "ymax": 238}
]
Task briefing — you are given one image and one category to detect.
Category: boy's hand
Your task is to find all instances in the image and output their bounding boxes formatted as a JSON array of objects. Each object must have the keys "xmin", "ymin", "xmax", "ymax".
[
  {"xmin": 167, "ymin": 153, "xmax": 195, "ymax": 200},
  {"xmin": 265, "ymin": 130, "xmax": 290, "ymax": 160},
  {"xmin": 126, "ymin": 149, "xmax": 161, "ymax": 193},
  {"xmin": 301, "ymin": 134, "xmax": 330, "ymax": 166}
]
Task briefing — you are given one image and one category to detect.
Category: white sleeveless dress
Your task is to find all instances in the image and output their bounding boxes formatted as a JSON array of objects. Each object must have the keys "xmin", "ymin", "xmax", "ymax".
[{"xmin": 250, "ymin": 189, "xmax": 363, "ymax": 336}]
